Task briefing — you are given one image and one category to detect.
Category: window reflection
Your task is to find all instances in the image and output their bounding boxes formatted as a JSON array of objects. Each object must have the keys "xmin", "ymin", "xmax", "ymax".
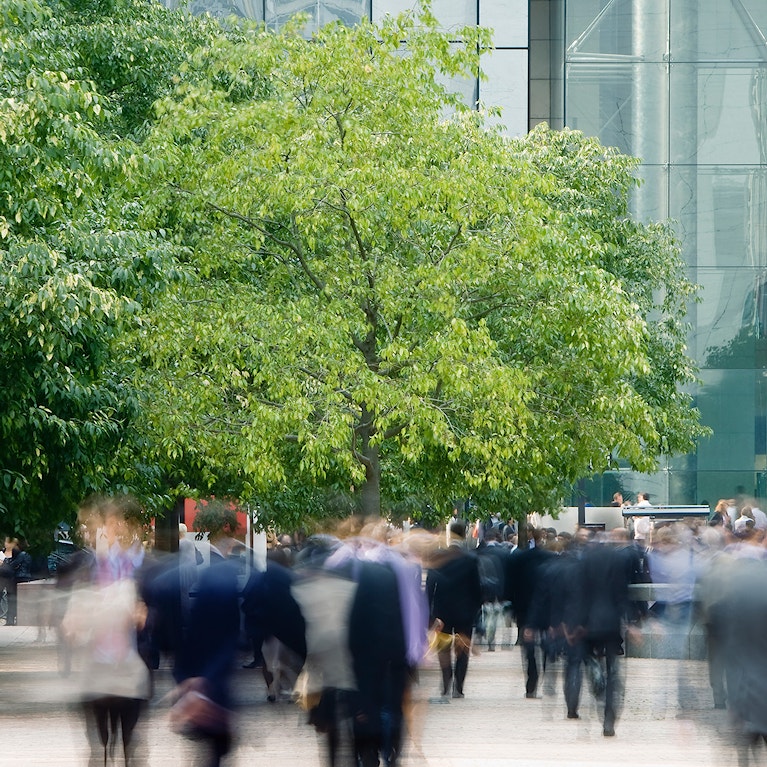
[
  {"xmin": 266, "ymin": 0, "xmax": 369, "ymax": 31},
  {"xmin": 565, "ymin": 0, "xmax": 767, "ymax": 500},
  {"xmin": 566, "ymin": 0, "xmax": 668, "ymax": 61},
  {"xmin": 671, "ymin": 0, "xmax": 767, "ymax": 62},
  {"xmin": 161, "ymin": 0, "xmax": 265, "ymax": 19}
]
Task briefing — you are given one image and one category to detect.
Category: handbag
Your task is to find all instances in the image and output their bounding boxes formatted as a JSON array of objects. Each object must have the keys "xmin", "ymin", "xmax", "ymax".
[
  {"xmin": 427, "ymin": 628, "xmax": 453, "ymax": 654},
  {"xmin": 427, "ymin": 579, "xmax": 453, "ymax": 654},
  {"xmin": 169, "ymin": 679, "xmax": 231, "ymax": 738},
  {"xmin": 293, "ymin": 667, "xmax": 322, "ymax": 712}
]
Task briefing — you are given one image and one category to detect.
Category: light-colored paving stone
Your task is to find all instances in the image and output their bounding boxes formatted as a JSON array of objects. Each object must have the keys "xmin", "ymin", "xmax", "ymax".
[{"xmin": 0, "ymin": 627, "xmax": 744, "ymax": 766}]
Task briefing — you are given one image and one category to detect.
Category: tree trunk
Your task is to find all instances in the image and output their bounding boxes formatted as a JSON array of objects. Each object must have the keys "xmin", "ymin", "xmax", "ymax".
[
  {"xmin": 359, "ymin": 443, "xmax": 381, "ymax": 518},
  {"xmin": 154, "ymin": 496, "xmax": 181, "ymax": 553}
]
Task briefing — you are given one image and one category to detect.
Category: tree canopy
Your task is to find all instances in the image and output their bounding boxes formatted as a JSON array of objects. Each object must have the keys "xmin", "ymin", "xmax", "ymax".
[
  {"xmin": 130, "ymin": 10, "xmax": 706, "ymax": 519},
  {"xmin": 0, "ymin": 0, "xmax": 707, "ymax": 543},
  {"xmin": 0, "ymin": 0, "xmax": 221, "ymax": 538}
]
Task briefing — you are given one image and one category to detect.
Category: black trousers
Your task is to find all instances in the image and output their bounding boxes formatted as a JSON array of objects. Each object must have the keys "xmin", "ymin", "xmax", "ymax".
[{"xmin": 84, "ymin": 696, "xmax": 144, "ymax": 765}]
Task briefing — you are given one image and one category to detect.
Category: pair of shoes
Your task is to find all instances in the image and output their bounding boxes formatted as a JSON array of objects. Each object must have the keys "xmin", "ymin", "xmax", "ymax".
[
  {"xmin": 567, "ymin": 712, "xmax": 579, "ymax": 720},
  {"xmin": 242, "ymin": 660, "xmax": 258, "ymax": 669},
  {"xmin": 603, "ymin": 724, "xmax": 615, "ymax": 737}
]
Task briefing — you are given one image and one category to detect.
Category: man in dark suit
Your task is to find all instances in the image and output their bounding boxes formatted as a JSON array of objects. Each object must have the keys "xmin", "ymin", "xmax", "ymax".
[
  {"xmin": 506, "ymin": 527, "xmax": 556, "ymax": 698},
  {"xmin": 426, "ymin": 520, "xmax": 483, "ymax": 699},
  {"xmin": 147, "ymin": 513, "xmax": 242, "ymax": 767},
  {"xmin": 567, "ymin": 529, "xmax": 642, "ymax": 736},
  {"xmin": 476, "ymin": 528, "xmax": 509, "ymax": 651}
]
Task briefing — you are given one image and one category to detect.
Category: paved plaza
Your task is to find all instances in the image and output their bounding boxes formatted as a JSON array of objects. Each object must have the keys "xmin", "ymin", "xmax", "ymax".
[{"xmin": 0, "ymin": 624, "xmax": 743, "ymax": 767}]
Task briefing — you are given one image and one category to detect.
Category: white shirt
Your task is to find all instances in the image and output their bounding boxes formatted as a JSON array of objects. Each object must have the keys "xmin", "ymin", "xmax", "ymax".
[
  {"xmin": 634, "ymin": 516, "xmax": 653, "ymax": 541},
  {"xmin": 752, "ymin": 507, "xmax": 767, "ymax": 531}
]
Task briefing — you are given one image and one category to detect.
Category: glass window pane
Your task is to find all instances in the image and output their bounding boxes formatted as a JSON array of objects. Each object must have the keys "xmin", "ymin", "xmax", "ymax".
[
  {"xmin": 443, "ymin": 41, "xmax": 478, "ymax": 107},
  {"xmin": 432, "ymin": 0, "xmax": 475, "ymax": 31},
  {"xmin": 696, "ymin": 369, "xmax": 761, "ymax": 474},
  {"xmin": 437, "ymin": 69, "xmax": 477, "ymax": 112},
  {"xmin": 670, "ymin": 64, "xmax": 767, "ymax": 166},
  {"xmin": 266, "ymin": 0, "xmax": 368, "ymax": 31},
  {"xmin": 565, "ymin": 62, "xmax": 667, "ymax": 163},
  {"xmin": 672, "ymin": 471, "xmax": 760, "ymax": 506},
  {"xmin": 372, "ymin": 0, "xmax": 474, "ymax": 29},
  {"xmin": 666, "ymin": 471, "xmax": 701, "ymax": 505},
  {"xmin": 233, "ymin": 0, "xmax": 265, "ymax": 19},
  {"xmin": 162, "ymin": 0, "xmax": 265, "ymax": 19},
  {"xmin": 671, "ymin": 0, "xmax": 767, "ymax": 61},
  {"xmin": 631, "ymin": 163, "xmax": 668, "ymax": 222},
  {"xmin": 566, "ymin": 0, "xmax": 668, "ymax": 62},
  {"xmin": 670, "ymin": 166, "xmax": 767, "ymax": 269},
  {"xmin": 570, "ymin": 469, "xmax": 672, "ymax": 507},
  {"xmin": 689, "ymin": 267, "xmax": 767, "ymax": 369}
]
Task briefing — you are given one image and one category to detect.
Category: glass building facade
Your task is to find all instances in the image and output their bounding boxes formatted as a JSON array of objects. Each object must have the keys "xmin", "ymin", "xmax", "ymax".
[
  {"xmin": 561, "ymin": 0, "xmax": 767, "ymax": 506},
  {"xmin": 160, "ymin": 0, "xmax": 767, "ymax": 506}
]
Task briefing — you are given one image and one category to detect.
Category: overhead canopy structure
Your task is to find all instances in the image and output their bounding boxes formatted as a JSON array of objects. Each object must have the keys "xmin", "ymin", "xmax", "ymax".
[{"xmin": 622, "ymin": 505, "xmax": 711, "ymax": 519}]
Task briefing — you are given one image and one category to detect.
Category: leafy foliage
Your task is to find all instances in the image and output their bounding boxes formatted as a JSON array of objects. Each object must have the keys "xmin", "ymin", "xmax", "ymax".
[
  {"xmin": 0, "ymin": 0, "xmax": 707, "ymax": 545},
  {"xmin": 134, "ymin": 12, "xmax": 706, "ymax": 519},
  {"xmin": 192, "ymin": 497, "xmax": 241, "ymax": 538},
  {"xmin": 0, "ymin": 0, "xmax": 220, "ymax": 541}
]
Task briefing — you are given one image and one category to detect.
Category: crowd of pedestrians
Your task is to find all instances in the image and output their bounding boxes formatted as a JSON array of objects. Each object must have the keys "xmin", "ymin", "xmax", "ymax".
[{"xmin": 9, "ymin": 492, "xmax": 767, "ymax": 766}]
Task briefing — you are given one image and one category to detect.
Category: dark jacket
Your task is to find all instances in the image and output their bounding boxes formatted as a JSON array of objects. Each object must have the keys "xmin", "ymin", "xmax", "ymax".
[
  {"xmin": 240, "ymin": 560, "xmax": 306, "ymax": 660},
  {"xmin": 476, "ymin": 543, "xmax": 508, "ymax": 603},
  {"xmin": 570, "ymin": 543, "xmax": 636, "ymax": 641},
  {"xmin": 10, "ymin": 549, "xmax": 33, "ymax": 583},
  {"xmin": 426, "ymin": 545, "xmax": 483, "ymax": 634},
  {"xmin": 505, "ymin": 545, "xmax": 556, "ymax": 628}
]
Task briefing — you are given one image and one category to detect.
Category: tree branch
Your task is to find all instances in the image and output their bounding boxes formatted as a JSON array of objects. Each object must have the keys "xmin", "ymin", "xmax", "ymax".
[
  {"xmin": 170, "ymin": 183, "xmax": 328, "ymax": 294},
  {"xmin": 382, "ymin": 422, "xmax": 406, "ymax": 440},
  {"xmin": 467, "ymin": 300, "xmax": 516, "ymax": 323}
]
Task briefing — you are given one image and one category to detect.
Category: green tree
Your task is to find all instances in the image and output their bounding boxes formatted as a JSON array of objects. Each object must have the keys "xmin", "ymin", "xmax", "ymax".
[
  {"xmin": 133, "ymin": 10, "xmax": 706, "ymax": 520},
  {"xmin": 0, "ymin": 0, "xmax": 222, "ymax": 539}
]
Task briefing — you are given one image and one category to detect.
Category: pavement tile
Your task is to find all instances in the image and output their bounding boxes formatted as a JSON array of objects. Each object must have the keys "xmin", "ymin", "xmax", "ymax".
[{"xmin": 0, "ymin": 630, "xmax": 741, "ymax": 766}]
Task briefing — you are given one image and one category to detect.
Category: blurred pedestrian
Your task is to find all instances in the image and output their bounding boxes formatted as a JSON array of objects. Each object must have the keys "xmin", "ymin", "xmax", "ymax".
[
  {"xmin": 567, "ymin": 528, "xmax": 642, "ymax": 736},
  {"xmin": 709, "ymin": 556, "xmax": 767, "ymax": 765},
  {"xmin": 61, "ymin": 496, "xmax": 152, "ymax": 767},
  {"xmin": 159, "ymin": 504, "xmax": 242, "ymax": 767},
  {"xmin": 425, "ymin": 520, "xmax": 483, "ymax": 700},
  {"xmin": 292, "ymin": 535, "xmax": 359, "ymax": 767},
  {"xmin": 240, "ymin": 557, "xmax": 306, "ymax": 700},
  {"xmin": 0, "ymin": 536, "xmax": 19, "ymax": 625},
  {"xmin": 506, "ymin": 527, "xmax": 556, "ymax": 699},
  {"xmin": 475, "ymin": 528, "xmax": 508, "ymax": 652}
]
